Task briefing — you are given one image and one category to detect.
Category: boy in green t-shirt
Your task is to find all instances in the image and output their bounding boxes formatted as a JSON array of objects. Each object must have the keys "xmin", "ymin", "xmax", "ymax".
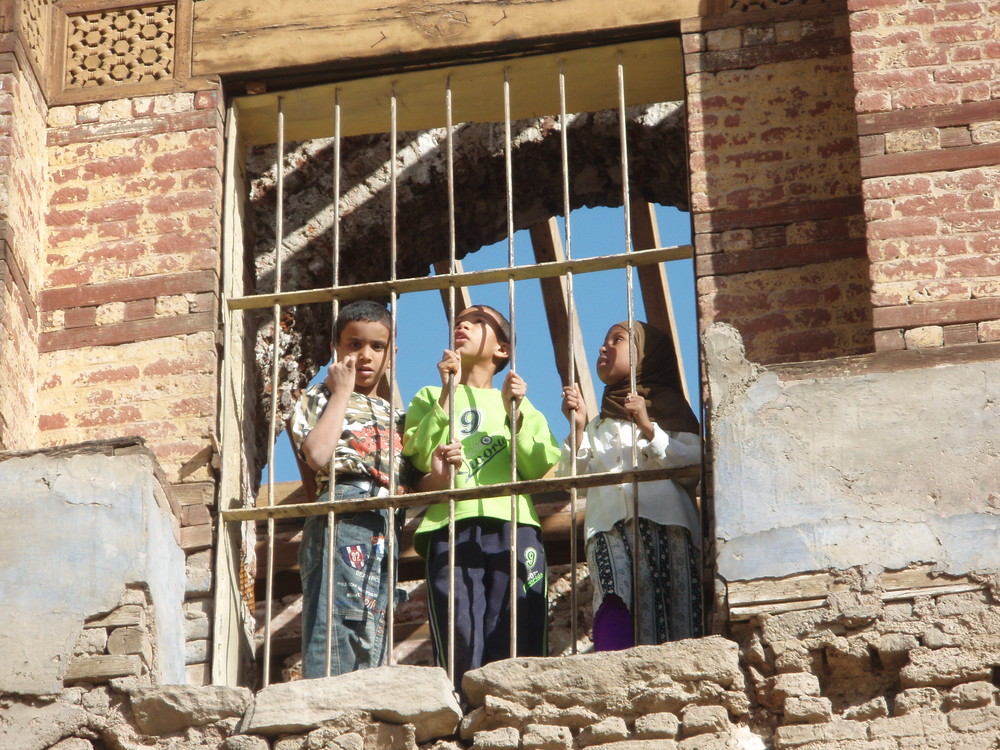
[{"xmin": 404, "ymin": 304, "xmax": 561, "ymax": 692}]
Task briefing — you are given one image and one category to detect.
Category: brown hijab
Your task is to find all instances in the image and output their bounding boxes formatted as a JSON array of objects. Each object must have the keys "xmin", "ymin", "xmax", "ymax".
[{"xmin": 599, "ymin": 321, "xmax": 700, "ymax": 435}]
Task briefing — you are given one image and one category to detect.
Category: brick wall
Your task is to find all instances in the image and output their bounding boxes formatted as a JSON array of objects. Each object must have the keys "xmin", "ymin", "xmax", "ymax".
[
  {"xmin": 684, "ymin": 0, "xmax": 873, "ymax": 365},
  {"xmin": 850, "ymin": 0, "xmax": 1000, "ymax": 351},
  {"xmin": 38, "ymin": 88, "xmax": 224, "ymax": 484},
  {"xmin": 0, "ymin": 51, "xmax": 47, "ymax": 450}
]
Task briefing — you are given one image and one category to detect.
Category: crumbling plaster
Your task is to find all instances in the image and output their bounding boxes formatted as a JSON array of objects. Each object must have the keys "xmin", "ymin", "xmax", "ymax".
[
  {"xmin": 703, "ymin": 323, "xmax": 1000, "ymax": 582},
  {"xmin": 0, "ymin": 450, "xmax": 186, "ymax": 694}
]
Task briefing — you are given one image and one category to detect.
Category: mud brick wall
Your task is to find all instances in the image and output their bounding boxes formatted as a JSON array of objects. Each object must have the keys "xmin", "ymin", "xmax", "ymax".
[
  {"xmin": 849, "ymin": 0, "xmax": 1000, "ymax": 352},
  {"xmin": 0, "ymin": 51, "xmax": 46, "ymax": 451},
  {"xmin": 683, "ymin": 0, "xmax": 873, "ymax": 366}
]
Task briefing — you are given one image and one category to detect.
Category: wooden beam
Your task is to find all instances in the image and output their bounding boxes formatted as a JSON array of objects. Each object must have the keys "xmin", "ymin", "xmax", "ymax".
[
  {"xmin": 432, "ymin": 260, "xmax": 473, "ymax": 319},
  {"xmin": 630, "ymin": 201, "xmax": 690, "ymax": 403},
  {"xmin": 230, "ymin": 38, "xmax": 684, "ymax": 146},
  {"xmin": 529, "ymin": 218, "xmax": 599, "ymax": 420},
  {"xmin": 193, "ymin": 0, "xmax": 699, "ymax": 81}
]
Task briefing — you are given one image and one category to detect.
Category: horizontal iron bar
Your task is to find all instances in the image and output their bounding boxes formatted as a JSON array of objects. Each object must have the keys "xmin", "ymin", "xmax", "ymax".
[
  {"xmin": 221, "ymin": 464, "xmax": 700, "ymax": 522},
  {"xmin": 227, "ymin": 245, "xmax": 693, "ymax": 311}
]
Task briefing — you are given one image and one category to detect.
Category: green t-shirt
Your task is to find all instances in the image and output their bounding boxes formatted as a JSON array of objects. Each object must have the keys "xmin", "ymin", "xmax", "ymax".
[{"xmin": 403, "ymin": 384, "xmax": 561, "ymax": 555}]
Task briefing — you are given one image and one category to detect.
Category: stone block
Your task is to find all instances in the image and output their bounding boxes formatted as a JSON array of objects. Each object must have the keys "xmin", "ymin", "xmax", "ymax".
[
  {"xmin": 634, "ymin": 712, "xmax": 679, "ymax": 739},
  {"xmin": 522, "ymin": 724, "xmax": 572, "ymax": 750},
  {"xmin": 471, "ymin": 727, "xmax": 520, "ymax": 750},
  {"xmin": 0, "ymin": 701, "xmax": 89, "ymax": 750},
  {"xmin": 74, "ymin": 627, "xmax": 108, "ymax": 655},
  {"xmin": 578, "ymin": 717, "xmax": 628, "ymax": 747},
  {"xmin": 893, "ymin": 687, "xmax": 942, "ymax": 715},
  {"xmin": 129, "ymin": 684, "xmax": 253, "ymax": 735},
  {"xmin": 681, "ymin": 706, "xmax": 730, "ymax": 737},
  {"xmin": 461, "ymin": 696, "xmax": 530, "ymax": 740},
  {"xmin": 528, "ymin": 704, "xmax": 597, "ymax": 730},
  {"xmin": 842, "ymin": 696, "xmax": 888, "ymax": 721},
  {"xmin": 274, "ymin": 738, "xmax": 306, "ymax": 750},
  {"xmin": 240, "ymin": 665, "xmax": 461, "ymax": 743},
  {"xmin": 186, "ymin": 550, "xmax": 212, "ymax": 595},
  {"xmin": 185, "ymin": 639, "xmax": 209, "ymax": 665},
  {"xmin": 773, "ymin": 719, "xmax": 866, "ymax": 749},
  {"xmin": 221, "ymin": 737, "xmax": 270, "ymax": 750},
  {"xmin": 900, "ymin": 647, "xmax": 993, "ymax": 687},
  {"xmin": 868, "ymin": 712, "xmax": 948, "ymax": 739},
  {"xmin": 947, "ymin": 706, "xmax": 1000, "ymax": 734},
  {"xmin": 947, "ymin": 681, "xmax": 996, "ymax": 710},
  {"xmin": 767, "ymin": 672, "xmax": 821, "ymax": 706},
  {"xmin": 783, "ymin": 696, "xmax": 832, "ymax": 724}
]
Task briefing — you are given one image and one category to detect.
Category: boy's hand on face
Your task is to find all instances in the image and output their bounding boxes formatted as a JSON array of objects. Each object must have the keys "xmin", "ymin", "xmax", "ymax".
[
  {"xmin": 561, "ymin": 384, "xmax": 588, "ymax": 431},
  {"xmin": 437, "ymin": 349, "xmax": 461, "ymax": 387},
  {"xmin": 502, "ymin": 371, "xmax": 526, "ymax": 409},
  {"xmin": 326, "ymin": 355, "xmax": 356, "ymax": 395},
  {"xmin": 623, "ymin": 393, "xmax": 655, "ymax": 440}
]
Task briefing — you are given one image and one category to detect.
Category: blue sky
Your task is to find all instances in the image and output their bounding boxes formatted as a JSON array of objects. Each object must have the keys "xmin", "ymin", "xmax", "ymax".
[{"xmin": 265, "ymin": 203, "xmax": 696, "ymax": 483}]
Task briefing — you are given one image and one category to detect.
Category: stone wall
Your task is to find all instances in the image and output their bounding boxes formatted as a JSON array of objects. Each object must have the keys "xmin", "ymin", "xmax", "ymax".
[
  {"xmin": 5, "ymin": 575, "xmax": 999, "ymax": 749},
  {"xmin": 683, "ymin": 0, "xmax": 872, "ymax": 366},
  {"xmin": 0, "ymin": 49, "xmax": 46, "ymax": 450},
  {"xmin": 848, "ymin": 0, "xmax": 1000, "ymax": 352}
]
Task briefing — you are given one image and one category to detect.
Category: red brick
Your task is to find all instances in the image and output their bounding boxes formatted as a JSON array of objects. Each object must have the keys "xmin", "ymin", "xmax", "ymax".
[
  {"xmin": 80, "ymin": 240, "xmax": 146, "ymax": 264},
  {"xmin": 943, "ymin": 254, "xmax": 1000, "ymax": 277},
  {"xmin": 87, "ymin": 201, "xmax": 143, "ymax": 224},
  {"xmin": 905, "ymin": 237, "xmax": 970, "ymax": 257},
  {"xmin": 41, "ymin": 374, "xmax": 62, "ymax": 390},
  {"xmin": 77, "ymin": 405, "xmax": 142, "ymax": 427},
  {"xmin": 143, "ymin": 352, "xmax": 217, "ymax": 377},
  {"xmin": 905, "ymin": 47, "xmax": 948, "ymax": 67},
  {"xmin": 50, "ymin": 227, "xmax": 89, "ymax": 245},
  {"xmin": 151, "ymin": 148, "xmax": 217, "ymax": 172},
  {"xmin": 874, "ymin": 328, "xmax": 905, "ymax": 351},
  {"xmin": 894, "ymin": 86, "xmax": 961, "ymax": 109},
  {"xmin": 86, "ymin": 388, "xmax": 115, "ymax": 406},
  {"xmin": 82, "ymin": 156, "xmax": 144, "ymax": 179},
  {"xmin": 775, "ymin": 328, "xmax": 838, "ymax": 355},
  {"xmin": 123, "ymin": 174, "xmax": 177, "ymax": 195},
  {"xmin": 943, "ymin": 322, "xmax": 979, "ymax": 345},
  {"xmin": 96, "ymin": 220, "xmax": 140, "ymax": 240},
  {"xmin": 50, "ymin": 186, "xmax": 88, "ymax": 205},
  {"xmin": 194, "ymin": 90, "xmax": 218, "ymax": 110},
  {"xmin": 930, "ymin": 22, "xmax": 993, "ymax": 44},
  {"xmin": 64, "ymin": 306, "xmax": 97, "ymax": 328},
  {"xmin": 48, "ymin": 267, "xmax": 94, "ymax": 287},
  {"xmin": 147, "ymin": 191, "xmax": 216, "ymax": 215},
  {"xmin": 181, "ymin": 168, "xmax": 220, "ymax": 190},
  {"xmin": 951, "ymin": 45, "xmax": 984, "ymax": 62},
  {"xmin": 74, "ymin": 365, "xmax": 141, "ymax": 385},
  {"xmin": 39, "ymin": 413, "xmax": 70, "ymax": 431},
  {"xmin": 939, "ymin": 127, "xmax": 973, "ymax": 148},
  {"xmin": 124, "ymin": 298, "xmax": 155, "ymax": 320},
  {"xmin": 935, "ymin": 64, "xmax": 995, "ymax": 84},
  {"xmin": 935, "ymin": 2, "xmax": 988, "ymax": 21},
  {"xmin": 47, "ymin": 208, "xmax": 85, "ymax": 227},
  {"xmin": 868, "ymin": 216, "xmax": 938, "ymax": 240},
  {"xmin": 896, "ymin": 6, "xmax": 935, "ymax": 24},
  {"xmin": 169, "ymin": 396, "xmax": 215, "ymax": 418}
]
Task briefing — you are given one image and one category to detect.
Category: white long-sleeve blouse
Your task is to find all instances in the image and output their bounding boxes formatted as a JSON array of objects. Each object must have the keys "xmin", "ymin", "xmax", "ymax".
[{"xmin": 559, "ymin": 416, "xmax": 701, "ymax": 543}]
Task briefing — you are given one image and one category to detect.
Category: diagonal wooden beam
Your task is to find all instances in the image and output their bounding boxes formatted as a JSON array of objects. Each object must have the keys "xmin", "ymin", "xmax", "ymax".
[
  {"xmin": 529, "ymin": 218, "xmax": 599, "ymax": 421},
  {"xmin": 630, "ymin": 201, "xmax": 690, "ymax": 403},
  {"xmin": 433, "ymin": 260, "xmax": 472, "ymax": 320}
]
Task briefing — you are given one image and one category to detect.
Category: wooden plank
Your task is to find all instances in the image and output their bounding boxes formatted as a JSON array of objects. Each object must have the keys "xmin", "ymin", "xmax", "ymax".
[
  {"xmin": 631, "ymin": 201, "xmax": 690, "ymax": 403},
  {"xmin": 64, "ymin": 654, "xmax": 143, "ymax": 682},
  {"xmin": 857, "ymin": 98, "xmax": 1000, "ymax": 137},
  {"xmin": 861, "ymin": 143, "xmax": 1000, "ymax": 180},
  {"xmin": 692, "ymin": 196, "xmax": 863, "ymax": 234},
  {"xmin": 84, "ymin": 604, "xmax": 146, "ymax": 629},
  {"xmin": 685, "ymin": 37, "xmax": 851, "ymax": 75},
  {"xmin": 41, "ymin": 270, "xmax": 218, "ymax": 312},
  {"xmin": 529, "ymin": 218, "xmax": 599, "ymax": 420},
  {"xmin": 873, "ymin": 297, "xmax": 1000, "ymax": 331},
  {"xmin": 230, "ymin": 38, "xmax": 685, "ymax": 146},
  {"xmin": 39, "ymin": 312, "xmax": 216, "ymax": 353},
  {"xmin": 193, "ymin": 0, "xmax": 699, "ymax": 80},
  {"xmin": 694, "ymin": 239, "xmax": 867, "ymax": 278},
  {"xmin": 433, "ymin": 260, "xmax": 472, "ymax": 318}
]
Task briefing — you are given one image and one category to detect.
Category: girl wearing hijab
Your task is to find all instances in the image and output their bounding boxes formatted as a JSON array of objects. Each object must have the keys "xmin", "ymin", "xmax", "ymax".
[{"xmin": 560, "ymin": 321, "xmax": 702, "ymax": 650}]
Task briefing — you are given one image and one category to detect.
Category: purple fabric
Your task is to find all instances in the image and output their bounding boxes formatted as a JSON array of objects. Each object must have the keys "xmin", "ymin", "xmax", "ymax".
[{"xmin": 592, "ymin": 593, "xmax": 634, "ymax": 652}]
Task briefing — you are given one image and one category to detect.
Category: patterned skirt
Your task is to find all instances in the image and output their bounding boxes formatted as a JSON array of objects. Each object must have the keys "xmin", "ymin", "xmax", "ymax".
[{"xmin": 586, "ymin": 518, "xmax": 703, "ymax": 646}]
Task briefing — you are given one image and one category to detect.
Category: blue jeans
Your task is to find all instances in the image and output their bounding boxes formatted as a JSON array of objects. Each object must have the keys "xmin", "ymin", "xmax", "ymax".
[{"xmin": 298, "ymin": 480, "xmax": 400, "ymax": 679}]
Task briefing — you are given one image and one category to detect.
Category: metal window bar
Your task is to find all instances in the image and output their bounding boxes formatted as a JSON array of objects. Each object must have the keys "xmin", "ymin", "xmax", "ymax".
[
  {"xmin": 323, "ymin": 88, "xmax": 343, "ymax": 679},
  {"xmin": 444, "ymin": 74, "xmax": 458, "ymax": 686},
  {"xmin": 503, "ymin": 66, "xmax": 520, "ymax": 659},
  {"xmin": 234, "ymin": 46, "xmax": 699, "ymax": 682},
  {"xmin": 262, "ymin": 95, "xmax": 285, "ymax": 688},
  {"xmin": 387, "ymin": 87, "xmax": 399, "ymax": 665},
  {"xmin": 617, "ymin": 51, "xmax": 643, "ymax": 647}
]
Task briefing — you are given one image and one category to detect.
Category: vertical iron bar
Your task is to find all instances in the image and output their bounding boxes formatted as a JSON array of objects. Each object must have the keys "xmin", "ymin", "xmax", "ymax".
[
  {"xmin": 386, "ymin": 86, "xmax": 399, "ymax": 665},
  {"xmin": 503, "ymin": 66, "xmax": 519, "ymax": 658},
  {"xmin": 558, "ymin": 62, "xmax": 579, "ymax": 654},
  {"xmin": 324, "ymin": 89, "xmax": 343, "ymax": 678},
  {"xmin": 617, "ymin": 52, "xmax": 641, "ymax": 647},
  {"xmin": 445, "ymin": 75, "xmax": 458, "ymax": 685},
  {"xmin": 263, "ymin": 95, "xmax": 286, "ymax": 687}
]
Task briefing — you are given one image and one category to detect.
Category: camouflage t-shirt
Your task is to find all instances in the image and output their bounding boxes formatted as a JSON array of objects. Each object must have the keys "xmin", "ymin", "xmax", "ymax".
[{"xmin": 289, "ymin": 384, "xmax": 413, "ymax": 496}]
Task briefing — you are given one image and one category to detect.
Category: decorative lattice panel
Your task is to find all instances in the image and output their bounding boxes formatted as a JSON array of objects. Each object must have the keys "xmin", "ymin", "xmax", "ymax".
[
  {"xmin": 64, "ymin": 5, "xmax": 175, "ymax": 89},
  {"xmin": 19, "ymin": 0, "xmax": 49, "ymax": 74}
]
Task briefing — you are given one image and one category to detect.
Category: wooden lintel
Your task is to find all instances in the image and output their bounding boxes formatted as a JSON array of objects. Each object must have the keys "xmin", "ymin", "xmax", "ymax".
[
  {"xmin": 630, "ymin": 201, "xmax": 689, "ymax": 403},
  {"xmin": 193, "ymin": 0, "xmax": 701, "ymax": 80},
  {"xmin": 529, "ymin": 218, "xmax": 599, "ymax": 420}
]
